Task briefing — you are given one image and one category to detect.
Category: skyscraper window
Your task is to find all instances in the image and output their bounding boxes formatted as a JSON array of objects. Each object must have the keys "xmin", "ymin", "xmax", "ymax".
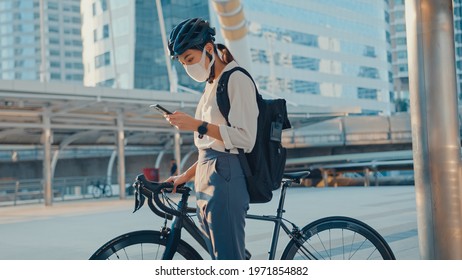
[{"xmin": 95, "ymin": 52, "xmax": 111, "ymax": 68}]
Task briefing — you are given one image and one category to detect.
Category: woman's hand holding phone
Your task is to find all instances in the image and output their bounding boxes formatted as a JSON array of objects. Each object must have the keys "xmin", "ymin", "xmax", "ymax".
[
  {"xmin": 165, "ymin": 111, "xmax": 201, "ymax": 131},
  {"xmin": 150, "ymin": 104, "xmax": 200, "ymax": 131}
]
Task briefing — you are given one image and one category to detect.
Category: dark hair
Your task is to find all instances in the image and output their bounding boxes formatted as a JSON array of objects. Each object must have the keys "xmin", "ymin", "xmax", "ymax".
[
  {"xmin": 216, "ymin": 43, "xmax": 234, "ymax": 64},
  {"xmin": 204, "ymin": 43, "xmax": 235, "ymax": 84}
]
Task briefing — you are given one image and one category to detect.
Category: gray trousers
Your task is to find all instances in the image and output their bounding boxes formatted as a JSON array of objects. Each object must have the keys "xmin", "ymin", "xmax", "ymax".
[{"xmin": 195, "ymin": 148, "xmax": 250, "ymax": 260}]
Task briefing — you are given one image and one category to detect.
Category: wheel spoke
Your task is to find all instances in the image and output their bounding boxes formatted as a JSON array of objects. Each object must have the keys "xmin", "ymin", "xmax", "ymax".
[
  {"xmin": 89, "ymin": 231, "xmax": 201, "ymax": 260},
  {"xmin": 283, "ymin": 217, "xmax": 395, "ymax": 260},
  {"xmin": 316, "ymin": 232, "xmax": 331, "ymax": 259},
  {"xmin": 348, "ymin": 231, "xmax": 356, "ymax": 260},
  {"xmin": 366, "ymin": 248, "xmax": 378, "ymax": 260},
  {"xmin": 349, "ymin": 238, "xmax": 367, "ymax": 260},
  {"xmin": 294, "ymin": 239, "xmax": 318, "ymax": 260},
  {"xmin": 111, "ymin": 247, "xmax": 120, "ymax": 260},
  {"xmin": 156, "ymin": 242, "xmax": 164, "ymax": 259},
  {"xmin": 123, "ymin": 247, "xmax": 129, "ymax": 259}
]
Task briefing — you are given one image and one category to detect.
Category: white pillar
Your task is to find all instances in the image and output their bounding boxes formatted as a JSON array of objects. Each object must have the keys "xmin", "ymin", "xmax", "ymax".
[
  {"xmin": 180, "ymin": 149, "xmax": 197, "ymax": 171},
  {"xmin": 117, "ymin": 112, "xmax": 126, "ymax": 199},
  {"xmin": 174, "ymin": 132, "xmax": 182, "ymax": 174},
  {"xmin": 107, "ymin": 150, "xmax": 117, "ymax": 187},
  {"xmin": 211, "ymin": 0, "xmax": 252, "ymax": 72},
  {"xmin": 42, "ymin": 108, "xmax": 52, "ymax": 206},
  {"xmin": 363, "ymin": 168, "xmax": 370, "ymax": 187}
]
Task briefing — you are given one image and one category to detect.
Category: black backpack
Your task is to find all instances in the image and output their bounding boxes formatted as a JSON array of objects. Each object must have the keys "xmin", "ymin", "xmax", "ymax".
[{"xmin": 216, "ymin": 67, "xmax": 291, "ymax": 203}]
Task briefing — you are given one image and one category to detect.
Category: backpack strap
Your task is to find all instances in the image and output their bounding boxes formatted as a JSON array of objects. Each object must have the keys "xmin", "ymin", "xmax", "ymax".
[
  {"xmin": 216, "ymin": 66, "xmax": 257, "ymax": 127},
  {"xmin": 216, "ymin": 67, "xmax": 255, "ymax": 179}
]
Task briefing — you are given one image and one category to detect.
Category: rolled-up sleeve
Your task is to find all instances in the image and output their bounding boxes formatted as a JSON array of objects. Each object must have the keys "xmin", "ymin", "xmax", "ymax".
[{"xmin": 218, "ymin": 71, "xmax": 259, "ymax": 153}]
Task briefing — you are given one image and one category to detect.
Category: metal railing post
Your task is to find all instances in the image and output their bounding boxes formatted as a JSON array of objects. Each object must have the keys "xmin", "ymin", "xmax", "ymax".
[{"xmin": 14, "ymin": 181, "xmax": 19, "ymax": 206}]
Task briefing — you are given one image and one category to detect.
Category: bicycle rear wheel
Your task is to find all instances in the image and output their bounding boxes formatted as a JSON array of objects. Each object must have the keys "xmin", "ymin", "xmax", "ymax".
[
  {"xmin": 103, "ymin": 184, "xmax": 113, "ymax": 197},
  {"xmin": 281, "ymin": 216, "xmax": 395, "ymax": 260},
  {"xmin": 89, "ymin": 230, "xmax": 202, "ymax": 260}
]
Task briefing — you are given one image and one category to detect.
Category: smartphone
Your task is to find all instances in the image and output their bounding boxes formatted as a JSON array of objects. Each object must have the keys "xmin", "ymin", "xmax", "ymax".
[{"xmin": 150, "ymin": 104, "xmax": 173, "ymax": 115}]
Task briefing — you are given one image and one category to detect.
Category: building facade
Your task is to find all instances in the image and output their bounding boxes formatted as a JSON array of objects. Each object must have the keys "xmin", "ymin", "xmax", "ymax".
[
  {"xmin": 389, "ymin": 0, "xmax": 462, "ymax": 110},
  {"xmin": 388, "ymin": 0, "xmax": 408, "ymax": 111},
  {"xmin": 0, "ymin": 0, "xmax": 84, "ymax": 83},
  {"xmin": 81, "ymin": 0, "xmax": 393, "ymax": 114},
  {"xmin": 81, "ymin": 0, "xmax": 209, "ymax": 91},
  {"xmin": 213, "ymin": 0, "xmax": 393, "ymax": 114},
  {"xmin": 456, "ymin": 0, "xmax": 462, "ymax": 99}
]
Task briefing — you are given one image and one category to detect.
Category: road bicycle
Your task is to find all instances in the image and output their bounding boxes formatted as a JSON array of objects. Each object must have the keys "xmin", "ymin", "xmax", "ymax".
[
  {"xmin": 90, "ymin": 180, "xmax": 113, "ymax": 199},
  {"xmin": 89, "ymin": 171, "xmax": 395, "ymax": 260}
]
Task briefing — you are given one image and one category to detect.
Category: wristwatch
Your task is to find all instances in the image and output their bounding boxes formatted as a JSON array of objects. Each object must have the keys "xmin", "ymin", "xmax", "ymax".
[{"xmin": 197, "ymin": 121, "xmax": 208, "ymax": 139}]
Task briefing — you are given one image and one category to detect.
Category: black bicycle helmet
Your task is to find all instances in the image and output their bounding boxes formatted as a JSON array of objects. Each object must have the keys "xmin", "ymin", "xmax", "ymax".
[{"xmin": 168, "ymin": 18, "xmax": 216, "ymax": 58}]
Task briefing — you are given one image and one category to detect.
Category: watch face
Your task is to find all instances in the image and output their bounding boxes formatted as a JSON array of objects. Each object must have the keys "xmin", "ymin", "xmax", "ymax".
[{"xmin": 198, "ymin": 125, "xmax": 207, "ymax": 135}]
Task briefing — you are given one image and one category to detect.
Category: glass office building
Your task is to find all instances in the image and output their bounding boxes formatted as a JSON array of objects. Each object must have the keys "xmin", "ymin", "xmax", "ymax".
[
  {"xmin": 452, "ymin": 0, "xmax": 462, "ymax": 99},
  {"xmin": 390, "ymin": 0, "xmax": 462, "ymax": 108},
  {"xmin": 83, "ymin": 0, "xmax": 393, "ymax": 114},
  {"xmin": 81, "ymin": 0, "xmax": 209, "ymax": 91},
  {"xmin": 235, "ymin": 0, "xmax": 393, "ymax": 114},
  {"xmin": 0, "ymin": 0, "xmax": 84, "ymax": 83}
]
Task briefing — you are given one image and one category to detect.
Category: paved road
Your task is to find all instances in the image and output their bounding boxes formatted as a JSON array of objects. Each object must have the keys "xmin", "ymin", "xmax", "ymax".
[{"xmin": 0, "ymin": 185, "xmax": 419, "ymax": 260}]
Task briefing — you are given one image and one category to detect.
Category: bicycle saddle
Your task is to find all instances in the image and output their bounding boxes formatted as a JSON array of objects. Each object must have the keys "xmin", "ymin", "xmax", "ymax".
[{"xmin": 283, "ymin": 171, "xmax": 310, "ymax": 181}]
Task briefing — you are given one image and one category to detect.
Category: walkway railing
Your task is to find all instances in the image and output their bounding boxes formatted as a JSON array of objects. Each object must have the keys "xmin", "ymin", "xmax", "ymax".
[{"xmin": 0, "ymin": 174, "xmax": 138, "ymax": 207}]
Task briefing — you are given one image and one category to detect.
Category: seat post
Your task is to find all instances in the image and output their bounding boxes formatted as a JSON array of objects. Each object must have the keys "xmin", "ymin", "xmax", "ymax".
[
  {"xmin": 267, "ymin": 180, "xmax": 291, "ymax": 260},
  {"xmin": 276, "ymin": 180, "xmax": 290, "ymax": 219}
]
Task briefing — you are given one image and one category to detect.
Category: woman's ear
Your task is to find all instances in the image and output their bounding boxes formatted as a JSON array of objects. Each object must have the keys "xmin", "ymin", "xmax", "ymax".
[{"xmin": 205, "ymin": 42, "xmax": 214, "ymax": 54}]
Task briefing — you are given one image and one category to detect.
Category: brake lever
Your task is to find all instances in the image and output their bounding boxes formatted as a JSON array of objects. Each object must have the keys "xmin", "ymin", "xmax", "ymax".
[{"xmin": 133, "ymin": 181, "xmax": 145, "ymax": 213}]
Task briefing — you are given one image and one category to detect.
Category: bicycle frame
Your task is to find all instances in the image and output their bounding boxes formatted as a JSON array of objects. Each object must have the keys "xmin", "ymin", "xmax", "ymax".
[
  {"xmin": 162, "ymin": 180, "xmax": 297, "ymax": 260},
  {"xmin": 246, "ymin": 180, "xmax": 296, "ymax": 260},
  {"xmin": 93, "ymin": 172, "xmax": 395, "ymax": 260},
  {"xmin": 160, "ymin": 189, "xmax": 209, "ymax": 259}
]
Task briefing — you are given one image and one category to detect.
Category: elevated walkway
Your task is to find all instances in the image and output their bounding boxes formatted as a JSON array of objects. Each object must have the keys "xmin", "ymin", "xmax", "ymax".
[
  {"xmin": 0, "ymin": 80, "xmax": 362, "ymax": 204},
  {"xmin": 283, "ymin": 113, "xmax": 412, "ymax": 148},
  {"xmin": 0, "ymin": 79, "xmax": 355, "ymax": 149}
]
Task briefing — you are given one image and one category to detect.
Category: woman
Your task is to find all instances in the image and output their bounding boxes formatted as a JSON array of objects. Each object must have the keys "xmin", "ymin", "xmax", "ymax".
[{"xmin": 164, "ymin": 18, "xmax": 258, "ymax": 260}]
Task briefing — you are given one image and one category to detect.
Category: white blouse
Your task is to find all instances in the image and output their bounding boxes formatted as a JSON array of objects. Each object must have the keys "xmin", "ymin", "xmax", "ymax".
[{"xmin": 194, "ymin": 61, "xmax": 259, "ymax": 154}]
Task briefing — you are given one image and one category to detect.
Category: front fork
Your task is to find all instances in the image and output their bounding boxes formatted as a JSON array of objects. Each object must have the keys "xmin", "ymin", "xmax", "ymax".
[{"xmin": 160, "ymin": 191, "xmax": 190, "ymax": 260}]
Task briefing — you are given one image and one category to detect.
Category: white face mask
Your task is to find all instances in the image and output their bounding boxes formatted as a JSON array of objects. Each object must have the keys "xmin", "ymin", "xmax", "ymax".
[{"xmin": 184, "ymin": 48, "xmax": 215, "ymax": 82}]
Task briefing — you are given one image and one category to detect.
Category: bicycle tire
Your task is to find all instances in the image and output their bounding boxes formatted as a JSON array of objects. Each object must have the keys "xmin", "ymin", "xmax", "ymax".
[
  {"xmin": 91, "ymin": 185, "xmax": 103, "ymax": 199},
  {"xmin": 103, "ymin": 184, "xmax": 113, "ymax": 197},
  {"xmin": 281, "ymin": 216, "xmax": 396, "ymax": 260},
  {"xmin": 89, "ymin": 230, "xmax": 203, "ymax": 260}
]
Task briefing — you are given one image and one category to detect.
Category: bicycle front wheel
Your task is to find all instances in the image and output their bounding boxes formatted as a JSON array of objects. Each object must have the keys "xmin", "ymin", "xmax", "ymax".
[
  {"xmin": 281, "ymin": 216, "xmax": 395, "ymax": 260},
  {"xmin": 91, "ymin": 186, "xmax": 102, "ymax": 199},
  {"xmin": 89, "ymin": 230, "xmax": 203, "ymax": 260}
]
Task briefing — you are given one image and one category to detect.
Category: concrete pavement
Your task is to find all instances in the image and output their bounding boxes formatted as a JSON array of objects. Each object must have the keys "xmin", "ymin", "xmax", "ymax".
[{"xmin": 0, "ymin": 185, "xmax": 419, "ymax": 260}]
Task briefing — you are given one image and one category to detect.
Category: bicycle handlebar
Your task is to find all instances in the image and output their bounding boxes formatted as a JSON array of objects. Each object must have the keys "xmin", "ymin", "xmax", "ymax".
[
  {"xmin": 134, "ymin": 174, "xmax": 195, "ymax": 219},
  {"xmin": 134, "ymin": 170, "xmax": 311, "ymax": 220}
]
